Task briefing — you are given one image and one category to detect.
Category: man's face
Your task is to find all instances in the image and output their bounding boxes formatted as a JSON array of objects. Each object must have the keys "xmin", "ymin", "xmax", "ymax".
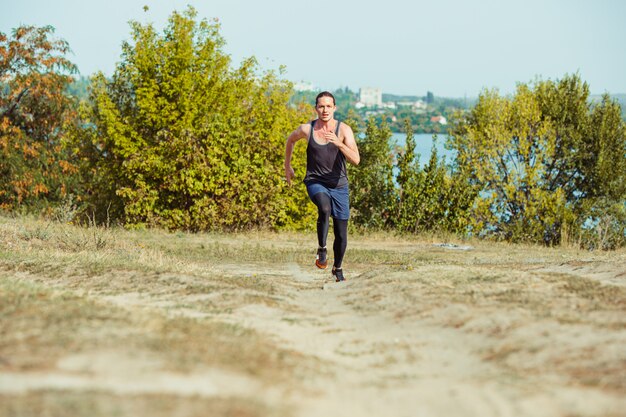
[{"xmin": 315, "ymin": 97, "xmax": 336, "ymax": 121}]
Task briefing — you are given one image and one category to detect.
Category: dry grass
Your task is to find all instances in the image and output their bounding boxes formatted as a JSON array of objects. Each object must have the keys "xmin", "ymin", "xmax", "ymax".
[
  {"xmin": 1, "ymin": 214, "xmax": 625, "ymax": 416},
  {"xmin": 1, "ymin": 392, "xmax": 286, "ymax": 417},
  {"xmin": 0, "ymin": 215, "xmax": 315, "ymax": 416}
]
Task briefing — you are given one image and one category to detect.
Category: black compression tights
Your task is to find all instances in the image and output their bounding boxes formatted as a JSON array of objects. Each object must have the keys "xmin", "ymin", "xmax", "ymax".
[{"xmin": 310, "ymin": 193, "xmax": 348, "ymax": 268}]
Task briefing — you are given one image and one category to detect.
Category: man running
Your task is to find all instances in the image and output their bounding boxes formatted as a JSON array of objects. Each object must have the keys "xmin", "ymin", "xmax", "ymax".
[{"xmin": 284, "ymin": 91, "xmax": 360, "ymax": 282}]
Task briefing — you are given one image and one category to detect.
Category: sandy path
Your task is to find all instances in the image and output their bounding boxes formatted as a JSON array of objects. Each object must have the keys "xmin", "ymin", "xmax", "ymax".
[
  {"xmin": 216, "ymin": 262, "xmax": 625, "ymax": 417},
  {"xmin": 2, "ymin": 251, "xmax": 625, "ymax": 417}
]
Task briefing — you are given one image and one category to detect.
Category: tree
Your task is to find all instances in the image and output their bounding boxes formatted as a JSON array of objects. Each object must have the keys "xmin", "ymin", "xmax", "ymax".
[
  {"xmin": 0, "ymin": 25, "xmax": 79, "ymax": 211},
  {"xmin": 573, "ymin": 93, "xmax": 626, "ymax": 249},
  {"xmin": 449, "ymin": 74, "xmax": 626, "ymax": 247},
  {"xmin": 73, "ymin": 7, "xmax": 309, "ymax": 230},
  {"xmin": 350, "ymin": 117, "xmax": 396, "ymax": 229},
  {"xmin": 396, "ymin": 119, "xmax": 476, "ymax": 234},
  {"xmin": 395, "ymin": 118, "xmax": 418, "ymax": 228}
]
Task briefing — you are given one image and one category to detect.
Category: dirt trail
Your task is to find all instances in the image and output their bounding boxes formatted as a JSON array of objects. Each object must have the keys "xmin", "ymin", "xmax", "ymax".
[
  {"xmin": 2, "ymin": 236, "xmax": 625, "ymax": 417},
  {"xmin": 214, "ymin": 262, "xmax": 625, "ymax": 417}
]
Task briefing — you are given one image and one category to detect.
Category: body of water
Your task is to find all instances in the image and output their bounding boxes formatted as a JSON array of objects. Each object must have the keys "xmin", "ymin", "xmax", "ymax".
[{"xmin": 390, "ymin": 133, "xmax": 455, "ymax": 167}]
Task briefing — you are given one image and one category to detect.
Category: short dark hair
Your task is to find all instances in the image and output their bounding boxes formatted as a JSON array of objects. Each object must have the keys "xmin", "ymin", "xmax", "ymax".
[{"xmin": 315, "ymin": 91, "xmax": 335, "ymax": 106}]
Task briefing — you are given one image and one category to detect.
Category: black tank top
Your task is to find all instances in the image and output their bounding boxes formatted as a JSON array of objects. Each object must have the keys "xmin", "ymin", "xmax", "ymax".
[{"xmin": 304, "ymin": 120, "xmax": 348, "ymax": 188}]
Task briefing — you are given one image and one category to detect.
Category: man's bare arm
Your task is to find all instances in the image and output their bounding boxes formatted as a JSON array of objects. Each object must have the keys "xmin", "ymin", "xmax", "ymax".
[{"xmin": 284, "ymin": 124, "xmax": 309, "ymax": 185}]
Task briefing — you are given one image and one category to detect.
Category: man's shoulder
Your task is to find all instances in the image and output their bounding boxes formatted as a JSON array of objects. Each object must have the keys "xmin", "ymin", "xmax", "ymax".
[
  {"xmin": 293, "ymin": 122, "xmax": 312, "ymax": 139},
  {"xmin": 338, "ymin": 121, "xmax": 354, "ymax": 134}
]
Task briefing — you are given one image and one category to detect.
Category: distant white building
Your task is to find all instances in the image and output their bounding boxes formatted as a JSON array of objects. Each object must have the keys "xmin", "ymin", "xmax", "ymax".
[
  {"xmin": 414, "ymin": 100, "xmax": 427, "ymax": 110},
  {"xmin": 293, "ymin": 81, "xmax": 316, "ymax": 92},
  {"xmin": 396, "ymin": 100, "xmax": 427, "ymax": 112},
  {"xmin": 358, "ymin": 87, "xmax": 382, "ymax": 107}
]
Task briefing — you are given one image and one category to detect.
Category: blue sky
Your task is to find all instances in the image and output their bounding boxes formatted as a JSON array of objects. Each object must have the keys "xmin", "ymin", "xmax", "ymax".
[{"xmin": 2, "ymin": 0, "xmax": 625, "ymax": 97}]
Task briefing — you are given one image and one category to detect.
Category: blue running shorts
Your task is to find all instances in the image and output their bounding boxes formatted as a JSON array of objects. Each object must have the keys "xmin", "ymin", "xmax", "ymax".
[{"xmin": 305, "ymin": 182, "xmax": 350, "ymax": 220}]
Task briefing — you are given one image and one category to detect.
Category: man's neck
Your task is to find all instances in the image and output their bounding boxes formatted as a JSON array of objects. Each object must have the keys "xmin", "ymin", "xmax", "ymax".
[{"xmin": 316, "ymin": 118, "xmax": 335, "ymax": 131}]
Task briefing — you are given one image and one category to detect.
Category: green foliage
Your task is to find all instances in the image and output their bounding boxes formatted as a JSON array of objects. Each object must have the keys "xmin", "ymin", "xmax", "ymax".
[
  {"xmin": 573, "ymin": 94, "xmax": 626, "ymax": 249},
  {"xmin": 396, "ymin": 120, "xmax": 476, "ymax": 234},
  {"xmin": 3, "ymin": 19, "xmax": 621, "ymax": 249},
  {"xmin": 449, "ymin": 74, "xmax": 626, "ymax": 247},
  {"xmin": 71, "ymin": 7, "xmax": 309, "ymax": 230},
  {"xmin": 582, "ymin": 94, "xmax": 626, "ymax": 201},
  {"xmin": 66, "ymin": 76, "xmax": 91, "ymax": 102},
  {"xmin": 575, "ymin": 198, "xmax": 626, "ymax": 250},
  {"xmin": 395, "ymin": 118, "xmax": 418, "ymax": 229},
  {"xmin": 349, "ymin": 117, "xmax": 396, "ymax": 229},
  {"xmin": 0, "ymin": 25, "xmax": 79, "ymax": 212},
  {"xmin": 396, "ymin": 119, "xmax": 417, "ymax": 194}
]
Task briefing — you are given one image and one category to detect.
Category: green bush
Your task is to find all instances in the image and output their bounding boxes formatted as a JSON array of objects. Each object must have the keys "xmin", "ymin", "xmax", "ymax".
[
  {"xmin": 349, "ymin": 117, "xmax": 396, "ymax": 229},
  {"xmin": 449, "ymin": 74, "xmax": 626, "ymax": 246},
  {"xmin": 71, "ymin": 7, "xmax": 310, "ymax": 230}
]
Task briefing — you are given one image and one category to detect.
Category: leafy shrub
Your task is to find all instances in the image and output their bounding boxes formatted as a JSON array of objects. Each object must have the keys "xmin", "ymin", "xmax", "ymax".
[{"xmin": 71, "ymin": 7, "xmax": 310, "ymax": 230}]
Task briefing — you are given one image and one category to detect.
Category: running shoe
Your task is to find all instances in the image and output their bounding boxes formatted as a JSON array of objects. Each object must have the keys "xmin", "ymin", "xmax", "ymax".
[
  {"xmin": 315, "ymin": 247, "xmax": 328, "ymax": 269},
  {"xmin": 332, "ymin": 266, "xmax": 345, "ymax": 282}
]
